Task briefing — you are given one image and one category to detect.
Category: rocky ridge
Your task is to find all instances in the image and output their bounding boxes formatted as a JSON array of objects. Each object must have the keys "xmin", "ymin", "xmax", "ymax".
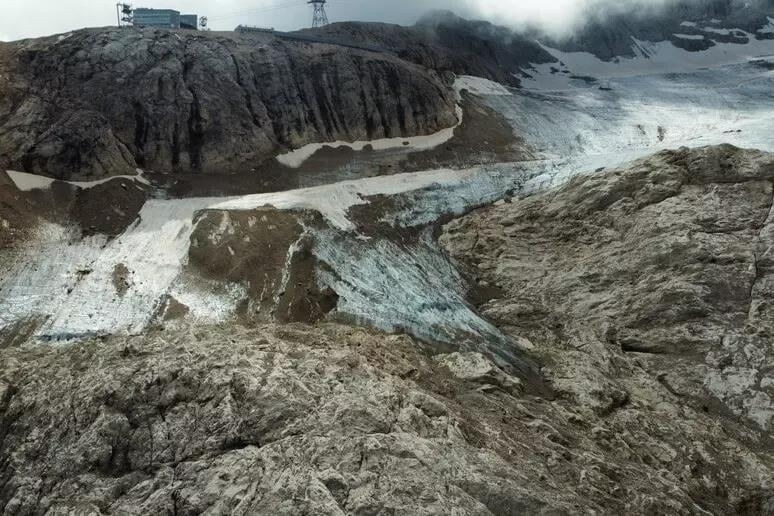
[
  {"xmin": 551, "ymin": 0, "xmax": 774, "ymax": 60},
  {"xmin": 0, "ymin": 28, "xmax": 458, "ymax": 179},
  {"xmin": 442, "ymin": 145, "xmax": 774, "ymax": 435},
  {"xmin": 0, "ymin": 321, "xmax": 770, "ymax": 515},
  {"xmin": 1, "ymin": 146, "xmax": 774, "ymax": 514},
  {"xmin": 303, "ymin": 15, "xmax": 556, "ymax": 87}
]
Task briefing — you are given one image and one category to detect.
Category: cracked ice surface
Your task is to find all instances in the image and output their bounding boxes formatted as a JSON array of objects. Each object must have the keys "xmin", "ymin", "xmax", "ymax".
[
  {"xmin": 3, "ymin": 49, "xmax": 774, "ymax": 348},
  {"xmin": 0, "ymin": 163, "xmax": 541, "ymax": 341},
  {"xmin": 497, "ymin": 59, "xmax": 774, "ymax": 187},
  {"xmin": 0, "ymin": 200, "xmax": 209, "ymax": 339},
  {"xmin": 314, "ymin": 230, "xmax": 527, "ymax": 368}
]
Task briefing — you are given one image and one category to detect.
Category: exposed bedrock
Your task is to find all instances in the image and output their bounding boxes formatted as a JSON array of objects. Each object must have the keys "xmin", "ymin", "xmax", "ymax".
[
  {"xmin": 0, "ymin": 28, "xmax": 458, "ymax": 179},
  {"xmin": 442, "ymin": 144, "xmax": 774, "ymax": 433},
  {"xmin": 2, "ymin": 146, "xmax": 774, "ymax": 514},
  {"xmin": 302, "ymin": 15, "xmax": 556, "ymax": 87},
  {"xmin": 0, "ymin": 311, "xmax": 771, "ymax": 513}
]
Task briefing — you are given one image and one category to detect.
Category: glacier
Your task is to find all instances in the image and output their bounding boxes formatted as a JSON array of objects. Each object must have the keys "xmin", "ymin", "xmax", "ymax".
[{"xmin": 2, "ymin": 37, "xmax": 774, "ymax": 364}]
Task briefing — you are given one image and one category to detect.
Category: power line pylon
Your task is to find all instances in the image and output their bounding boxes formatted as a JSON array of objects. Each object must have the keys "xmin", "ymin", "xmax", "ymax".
[
  {"xmin": 308, "ymin": 0, "xmax": 329, "ymax": 28},
  {"xmin": 116, "ymin": 3, "xmax": 133, "ymax": 27}
]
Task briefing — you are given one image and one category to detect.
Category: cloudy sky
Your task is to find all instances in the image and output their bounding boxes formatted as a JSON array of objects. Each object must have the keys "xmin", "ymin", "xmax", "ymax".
[{"xmin": 0, "ymin": 0, "xmax": 667, "ymax": 41}]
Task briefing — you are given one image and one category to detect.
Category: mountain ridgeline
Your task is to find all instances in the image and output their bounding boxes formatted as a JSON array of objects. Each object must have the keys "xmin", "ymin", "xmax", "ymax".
[
  {"xmin": 0, "ymin": 0, "xmax": 771, "ymax": 179},
  {"xmin": 550, "ymin": 0, "xmax": 774, "ymax": 59},
  {"xmin": 0, "ymin": 29, "xmax": 462, "ymax": 179}
]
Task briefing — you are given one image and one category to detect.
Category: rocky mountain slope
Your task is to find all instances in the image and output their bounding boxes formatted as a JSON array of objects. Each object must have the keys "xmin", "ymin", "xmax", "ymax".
[
  {"xmin": 1, "ymin": 4, "xmax": 774, "ymax": 513},
  {"xmin": 443, "ymin": 145, "xmax": 774, "ymax": 432},
  {"xmin": 0, "ymin": 28, "xmax": 458, "ymax": 179},
  {"xmin": 1, "ymin": 0, "xmax": 770, "ymax": 180},
  {"xmin": 550, "ymin": 0, "xmax": 774, "ymax": 59},
  {"xmin": 2, "ymin": 146, "xmax": 774, "ymax": 515},
  {"xmin": 301, "ymin": 14, "xmax": 556, "ymax": 87}
]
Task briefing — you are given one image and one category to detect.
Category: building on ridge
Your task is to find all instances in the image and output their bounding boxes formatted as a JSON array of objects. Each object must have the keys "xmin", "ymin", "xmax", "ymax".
[{"xmin": 132, "ymin": 8, "xmax": 199, "ymax": 29}]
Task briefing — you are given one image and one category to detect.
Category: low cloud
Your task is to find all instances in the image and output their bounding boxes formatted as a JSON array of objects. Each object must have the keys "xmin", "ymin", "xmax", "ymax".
[
  {"xmin": 462, "ymin": 0, "xmax": 675, "ymax": 35},
  {"xmin": 0, "ymin": 0, "xmax": 734, "ymax": 41}
]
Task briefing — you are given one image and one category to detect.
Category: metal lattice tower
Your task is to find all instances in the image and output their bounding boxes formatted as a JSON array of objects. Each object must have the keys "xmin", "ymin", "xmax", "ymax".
[
  {"xmin": 116, "ymin": 3, "xmax": 133, "ymax": 27},
  {"xmin": 308, "ymin": 0, "xmax": 329, "ymax": 28}
]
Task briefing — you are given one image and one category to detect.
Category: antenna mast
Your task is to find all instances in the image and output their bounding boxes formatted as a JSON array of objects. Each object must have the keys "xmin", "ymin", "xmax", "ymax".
[{"xmin": 308, "ymin": 0, "xmax": 329, "ymax": 28}]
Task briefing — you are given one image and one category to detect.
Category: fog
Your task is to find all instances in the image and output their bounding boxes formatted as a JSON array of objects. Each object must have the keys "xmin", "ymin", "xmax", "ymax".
[
  {"xmin": 465, "ymin": 0, "xmax": 677, "ymax": 34},
  {"xmin": 0, "ymin": 0, "xmax": 694, "ymax": 42}
]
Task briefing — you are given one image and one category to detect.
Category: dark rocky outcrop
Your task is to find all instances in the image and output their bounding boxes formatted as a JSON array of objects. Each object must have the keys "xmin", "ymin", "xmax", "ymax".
[
  {"xmin": 1, "ymin": 3, "xmax": 769, "ymax": 180},
  {"xmin": 0, "ymin": 28, "xmax": 458, "ymax": 179},
  {"xmin": 551, "ymin": 0, "xmax": 774, "ymax": 60},
  {"xmin": 303, "ymin": 13, "xmax": 557, "ymax": 87}
]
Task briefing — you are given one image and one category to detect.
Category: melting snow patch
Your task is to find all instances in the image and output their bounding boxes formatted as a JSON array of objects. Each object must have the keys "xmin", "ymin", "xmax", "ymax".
[
  {"xmin": 525, "ymin": 34, "xmax": 774, "ymax": 83},
  {"xmin": 211, "ymin": 166, "xmax": 480, "ymax": 231},
  {"xmin": 6, "ymin": 171, "xmax": 56, "ymax": 191},
  {"xmin": 276, "ymin": 105, "xmax": 463, "ymax": 168},
  {"xmin": 673, "ymin": 33, "xmax": 705, "ymax": 40},
  {"xmin": 702, "ymin": 26, "xmax": 732, "ymax": 35},
  {"xmin": 6, "ymin": 169, "xmax": 151, "ymax": 192},
  {"xmin": 169, "ymin": 281, "xmax": 247, "ymax": 323},
  {"xmin": 0, "ymin": 199, "xmax": 209, "ymax": 338},
  {"xmin": 455, "ymin": 75, "xmax": 512, "ymax": 96}
]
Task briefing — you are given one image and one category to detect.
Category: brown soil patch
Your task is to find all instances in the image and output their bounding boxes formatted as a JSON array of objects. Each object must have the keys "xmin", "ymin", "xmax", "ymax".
[
  {"xmin": 158, "ymin": 295, "xmax": 191, "ymax": 321},
  {"xmin": 0, "ymin": 173, "xmax": 83, "ymax": 277},
  {"xmin": 147, "ymin": 166, "xmax": 296, "ymax": 199},
  {"xmin": 1, "ymin": 170, "xmax": 149, "ymax": 245},
  {"xmin": 275, "ymin": 243, "xmax": 339, "ymax": 323},
  {"xmin": 111, "ymin": 263, "xmax": 131, "ymax": 297},
  {"xmin": 70, "ymin": 179, "xmax": 149, "ymax": 237},
  {"xmin": 188, "ymin": 207, "xmax": 337, "ymax": 324}
]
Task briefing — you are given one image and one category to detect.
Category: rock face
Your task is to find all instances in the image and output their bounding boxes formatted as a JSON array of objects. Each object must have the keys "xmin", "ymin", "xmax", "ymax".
[
  {"xmin": 0, "ymin": 28, "xmax": 458, "ymax": 179},
  {"xmin": 305, "ymin": 13, "xmax": 556, "ymax": 87},
  {"xmin": 2, "ymin": 145, "xmax": 774, "ymax": 514},
  {"xmin": 552, "ymin": 0, "xmax": 774, "ymax": 60},
  {"xmin": 1, "ymin": 321, "xmax": 771, "ymax": 515},
  {"xmin": 441, "ymin": 145, "xmax": 774, "ymax": 508}
]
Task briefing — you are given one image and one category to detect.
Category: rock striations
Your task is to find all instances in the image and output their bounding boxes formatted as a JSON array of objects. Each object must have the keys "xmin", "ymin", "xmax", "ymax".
[
  {"xmin": 2, "ymin": 146, "xmax": 774, "ymax": 514},
  {"xmin": 0, "ymin": 28, "xmax": 458, "ymax": 179}
]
